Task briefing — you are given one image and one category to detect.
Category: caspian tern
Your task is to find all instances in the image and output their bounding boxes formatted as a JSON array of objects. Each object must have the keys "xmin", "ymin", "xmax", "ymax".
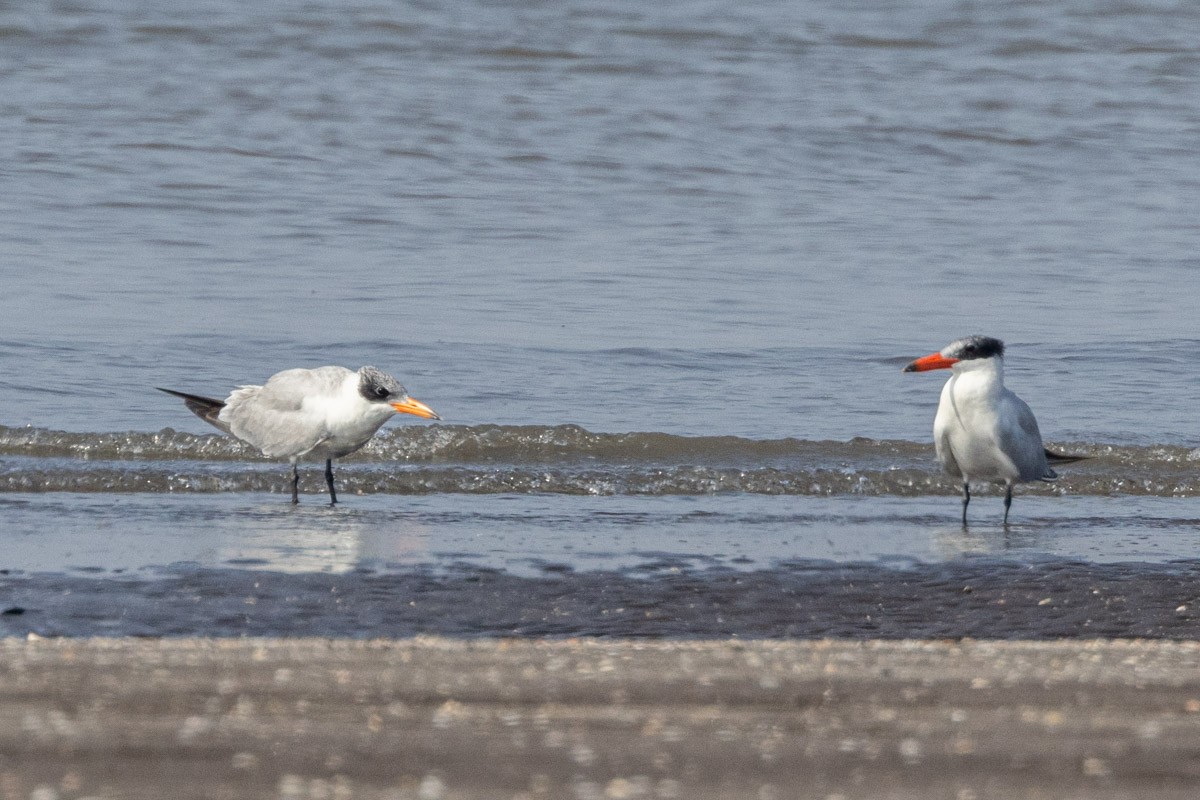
[
  {"xmin": 903, "ymin": 336, "xmax": 1084, "ymax": 526},
  {"xmin": 158, "ymin": 365, "xmax": 440, "ymax": 504}
]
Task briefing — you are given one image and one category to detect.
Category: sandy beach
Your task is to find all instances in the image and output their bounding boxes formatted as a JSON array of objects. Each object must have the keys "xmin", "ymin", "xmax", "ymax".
[{"xmin": 2, "ymin": 637, "xmax": 1199, "ymax": 799}]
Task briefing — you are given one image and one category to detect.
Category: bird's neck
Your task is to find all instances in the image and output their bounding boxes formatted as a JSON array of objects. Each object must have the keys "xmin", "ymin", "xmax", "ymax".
[{"xmin": 949, "ymin": 358, "xmax": 1004, "ymax": 396}]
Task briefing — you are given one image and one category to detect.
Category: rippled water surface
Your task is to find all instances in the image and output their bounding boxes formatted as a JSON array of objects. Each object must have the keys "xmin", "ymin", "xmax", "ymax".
[{"xmin": 2, "ymin": 0, "xmax": 1199, "ymax": 636}]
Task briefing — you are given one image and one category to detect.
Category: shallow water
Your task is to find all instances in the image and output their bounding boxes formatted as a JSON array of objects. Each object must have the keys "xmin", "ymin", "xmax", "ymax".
[
  {"xmin": 3, "ymin": 493, "xmax": 1200, "ymax": 576},
  {"xmin": 2, "ymin": 0, "xmax": 1199, "ymax": 636}
]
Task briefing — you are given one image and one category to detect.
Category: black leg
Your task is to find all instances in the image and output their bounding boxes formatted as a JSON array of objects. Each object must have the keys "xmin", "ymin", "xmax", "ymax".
[
  {"xmin": 1003, "ymin": 484, "xmax": 1013, "ymax": 525},
  {"xmin": 290, "ymin": 464, "xmax": 299, "ymax": 505},
  {"xmin": 961, "ymin": 482, "xmax": 970, "ymax": 528},
  {"xmin": 325, "ymin": 458, "xmax": 338, "ymax": 506}
]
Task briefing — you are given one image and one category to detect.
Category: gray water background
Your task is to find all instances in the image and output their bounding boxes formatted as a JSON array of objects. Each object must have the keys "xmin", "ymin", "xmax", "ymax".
[
  {"xmin": 1, "ymin": 0, "xmax": 1199, "ymax": 635},
  {"xmin": 3, "ymin": 0, "xmax": 1198, "ymax": 439}
]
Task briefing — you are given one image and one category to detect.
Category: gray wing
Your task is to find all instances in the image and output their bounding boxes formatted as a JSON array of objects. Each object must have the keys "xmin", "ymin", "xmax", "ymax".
[
  {"xmin": 999, "ymin": 389, "xmax": 1054, "ymax": 481},
  {"xmin": 219, "ymin": 368, "xmax": 349, "ymax": 459}
]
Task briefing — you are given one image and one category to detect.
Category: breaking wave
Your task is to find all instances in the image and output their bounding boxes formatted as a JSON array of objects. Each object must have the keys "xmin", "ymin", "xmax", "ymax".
[{"xmin": 0, "ymin": 424, "xmax": 1198, "ymax": 497}]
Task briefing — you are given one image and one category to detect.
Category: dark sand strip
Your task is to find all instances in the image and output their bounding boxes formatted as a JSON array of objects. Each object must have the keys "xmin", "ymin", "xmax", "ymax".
[
  {"xmin": 5, "ymin": 561, "xmax": 1200, "ymax": 638},
  {"xmin": 2, "ymin": 637, "xmax": 1200, "ymax": 798}
]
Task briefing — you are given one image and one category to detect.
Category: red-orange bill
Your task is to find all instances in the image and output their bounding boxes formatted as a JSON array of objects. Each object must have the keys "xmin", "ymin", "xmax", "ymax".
[
  {"xmin": 390, "ymin": 396, "xmax": 441, "ymax": 420},
  {"xmin": 903, "ymin": 352, "xmax": 959, "ymax": 372}
]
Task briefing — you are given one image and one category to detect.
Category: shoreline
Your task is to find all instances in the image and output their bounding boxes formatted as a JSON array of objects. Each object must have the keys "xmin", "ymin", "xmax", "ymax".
[{"xmin": 3, "ymin": 637, "xmax": 1200, "ymax": 798}]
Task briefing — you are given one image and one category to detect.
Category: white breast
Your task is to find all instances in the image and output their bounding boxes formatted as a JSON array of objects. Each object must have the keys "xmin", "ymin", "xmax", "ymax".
[{"xmin": 933, "ymin": 363, "xmax": 1021, "ymax": 484}]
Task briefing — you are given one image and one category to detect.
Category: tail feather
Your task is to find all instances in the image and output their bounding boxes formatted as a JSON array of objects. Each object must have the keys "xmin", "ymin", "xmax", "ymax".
[{"xmin": 156, "ymin": 387, "xmax": 231, "ymax": 433}]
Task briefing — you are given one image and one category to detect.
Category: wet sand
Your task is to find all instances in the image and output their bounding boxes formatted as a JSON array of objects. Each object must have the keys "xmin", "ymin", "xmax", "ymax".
[
  {"xmin": 6, "ymin": 559, "xmax": 1200, "ymax": 639},
  {"xmin": 3, "ymin": 637, "xmax": 1200, "ymax": 799}
]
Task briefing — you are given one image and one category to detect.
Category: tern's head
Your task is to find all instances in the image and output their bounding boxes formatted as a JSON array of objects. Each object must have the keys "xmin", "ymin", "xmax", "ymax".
[
  {"xmin": 357, "ymin": 366, "xmax": 441, "ymax": 420},
  {"xmin": 902, "ymin": 336, "xmax": 1005, "ymax": 373}
]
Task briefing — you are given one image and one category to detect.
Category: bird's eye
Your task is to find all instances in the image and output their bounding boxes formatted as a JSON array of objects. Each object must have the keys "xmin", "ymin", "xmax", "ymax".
[{"xmin": 375, "ymin": 387, "xmax": 389, "ymax": 399}]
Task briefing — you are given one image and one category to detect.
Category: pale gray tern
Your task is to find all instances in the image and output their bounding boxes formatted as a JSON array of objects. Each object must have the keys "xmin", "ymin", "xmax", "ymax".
[{"xmin": 159, "ymin": 365, "xmax": 439, "ymax": 504}]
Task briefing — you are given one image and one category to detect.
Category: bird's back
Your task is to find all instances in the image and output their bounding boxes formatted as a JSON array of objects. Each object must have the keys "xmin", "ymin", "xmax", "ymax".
[{"xmin": 220, "ymin": 366, "xmax": 356, "ymax": 459}]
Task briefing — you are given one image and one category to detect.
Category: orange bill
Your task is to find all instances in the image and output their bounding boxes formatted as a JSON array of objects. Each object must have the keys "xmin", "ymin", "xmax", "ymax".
[
  {"xmin": 902, "ymin": 352, "xmax": 960, "ymax": 372},
  {"xmin": 390, "ymin": 396, "xmax": 441, "ymax": 420}
]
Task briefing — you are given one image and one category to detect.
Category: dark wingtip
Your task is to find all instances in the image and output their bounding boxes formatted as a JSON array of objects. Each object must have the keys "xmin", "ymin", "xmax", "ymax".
[
  {"xmin": 156, "ymin": 387, "xmax": 223, "ymax": 405},
  {"xmin": 1045, "ymin": 448, "xmax": 1088, "ymax": 465},
  {"xmin": 155, "ymin": 387, "xmax": 228, "ymax": 430}
]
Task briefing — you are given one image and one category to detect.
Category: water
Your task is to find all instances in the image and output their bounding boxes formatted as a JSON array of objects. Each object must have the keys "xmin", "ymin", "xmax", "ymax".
[{"xmin": 2, "ymin": 0, "xmax": 1199, "ymax": 637}]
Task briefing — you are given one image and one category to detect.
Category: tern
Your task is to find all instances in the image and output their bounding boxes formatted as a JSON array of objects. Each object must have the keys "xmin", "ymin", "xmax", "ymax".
[
  {"xmin": 158, "ymin": 365, "xmax": 440, "ymax": 505},
  {"xmin": 903, "ymin": 336, "xmax": 1084, "ymax": 526}
]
